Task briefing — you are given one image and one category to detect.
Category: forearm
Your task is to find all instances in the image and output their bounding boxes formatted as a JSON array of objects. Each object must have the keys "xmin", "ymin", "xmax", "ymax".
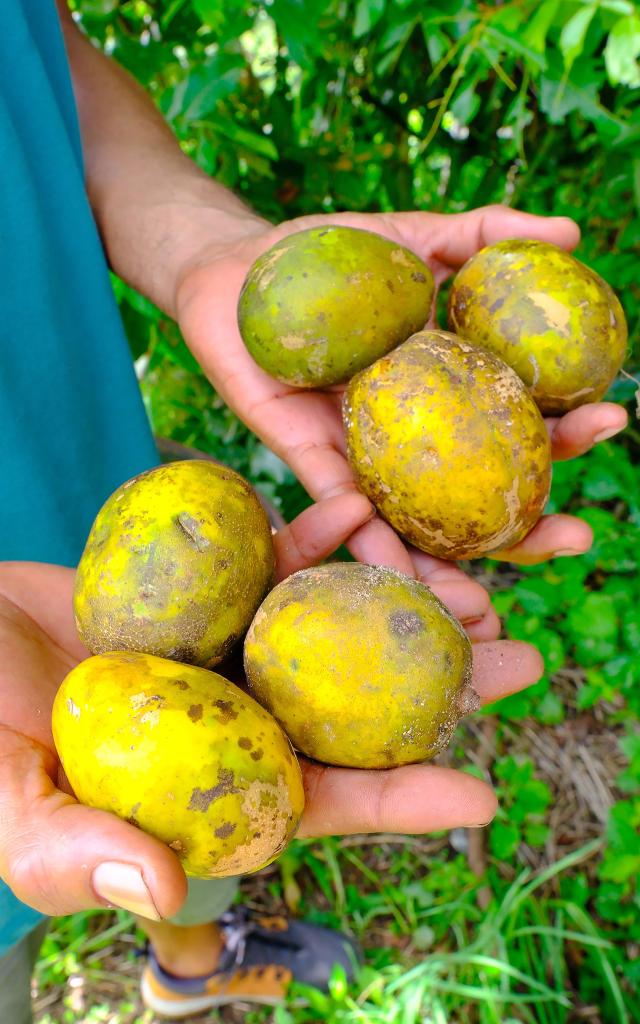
[{"xmin": 56, "ymin": 2, "xmax": 267, "ymax": 316}]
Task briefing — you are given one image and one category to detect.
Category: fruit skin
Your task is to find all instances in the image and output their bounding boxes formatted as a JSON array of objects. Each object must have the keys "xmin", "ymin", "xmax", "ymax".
[
  {"xmin": 237, "ymin": 225, "xmax": 434, "ymax": 388},
  {"xmin": 52, "ymin": 652, "xmax": 304, "ymax": 878},
  {"xmin": 447, "ymin": 238, "xmax": 628, "ymax": 415},
  {"xmin": 343, "ymin": 330, "xmax": 552, "ymax": 560},
  {"xmin": 244, "ymin": 563, "xmax": 477, "ymax": 769},
  {"xmin": 74, "ymin": 461, "xmax": 275, "ymax": 668}
]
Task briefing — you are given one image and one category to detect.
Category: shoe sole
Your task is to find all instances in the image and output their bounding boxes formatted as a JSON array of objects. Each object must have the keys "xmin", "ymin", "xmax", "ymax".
[{"xmin": 140, "ymin": 974, "xmax": 283, "ymax": 1018}]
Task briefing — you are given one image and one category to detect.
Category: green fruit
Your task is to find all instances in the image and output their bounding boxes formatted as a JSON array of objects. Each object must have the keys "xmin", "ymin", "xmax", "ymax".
[
  {"xmin": 343, "ymin": 330, "xmax": 552, "ymax": 560},
  {"xmin": 52, "ymin": 653, "xmax": 304, "ymax": 877},
  {"xmin": 74, "ymin": 460, "xmax": 275, "ymax": 667},
  {"xmin": 244, "ymin": 563, "xmax": 477, "ymax": 769},
  {"xmin": 237, "ymin": 226, "xmax": 434, "ymax": 387},
  {"xmin": 447, "ymin": 239, "xmax": 627, "ymax": 415}
]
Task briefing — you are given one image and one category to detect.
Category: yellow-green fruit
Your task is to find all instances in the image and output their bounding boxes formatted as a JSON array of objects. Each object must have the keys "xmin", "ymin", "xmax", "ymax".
[
  {"xmin": 244, "ymin": 563, "xmax": 477, "ymax": 769},
  {"xmin": 447, "ymin": 239, "xmax": 627, "ymax": 415},
  {"xmin": 343, "ymin": 330, "xmax": 552, "ymax": 560},
  {"xmin": 237, "ymin": 225, "xmax": 434, "ymax": 388},
  {"xmin": 52, "ymin": 652, "xmax": 304, "ymax": 877},
  {"xmin": 74, "ymin": 461, "xmax": 275, "ymax": 667}
]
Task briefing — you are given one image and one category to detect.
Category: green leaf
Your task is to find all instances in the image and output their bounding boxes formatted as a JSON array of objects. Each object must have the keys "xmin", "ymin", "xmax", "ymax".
[
  {"xmin": 164, "ymin": 53, "xmax": 244, "ymax": 122},
  {"xmin": 451, "ymin": 82, "xmax": 481, "ymax": 125},
  {"xmin": 354, "ymin": 0, "xmax": 386, "ymax": 38},
  {"xmin": 198, "ymin": 114, "xmax": 279, "ymax": 159},
  {"xmin": 424, "ymin": 26, "xmax": 450, "ymax": 65},
  {"xmin": 525, "ymin": 822, "xmax": 552, "ymax": 846},
  {"xmin": 490, "ymin": 820, "xmax": 521, "ymax": 859},
  {"xmin": 598, "ymin": 0, "xmax": 635, "ymax": 12},
  {"xmin": 604, "ymin": 13, "xmax": 640, "ymax": 86},
  {"xmin": 567, "ymin": 594, "xmax": 620, "ymax": 667},
  {"xmin": 539, "ymin": 53, "xmax": 624, "ymax": 131},
  {"xmin": 513, "ymin": 578, "xmax": 563, "ymax": 616},
  {"xmin": 376, "ymin": 16, "xmax": 417, "ymax": 74},
  {"xmin": 535, "ymin": 630, "xmax": 566, "ymax": 675},
  {"xmin": 271, "ymin": 0, "xmax": 327, "ymax": 64},
  {"xmin": 536, "ymin": 690, "xmax": 566, "ymax": 725},
  {"xmin": 523, "ymin": 1, "xmax": 559, "ymax": 53},
  {"xmin": 484, "ymin": 25, "xmax": 547, "ymax": 70},
  {"xmin": 565, "ymin": 593, "xmax": 618, "ymax": 638},
  {"xmin": 559, "ymin": 5, "xmax": 597, "ymax": 69},
  {"xmin": 192, "ymin": 0, "xmax": 224, "ymax": 26},
  {"xmin": 599, "ymin": 852, "xmax": 640, "ymax": 883},
  {"xmin": 514, "ymin": 778, "xmax": 553, "ymax": 818}
]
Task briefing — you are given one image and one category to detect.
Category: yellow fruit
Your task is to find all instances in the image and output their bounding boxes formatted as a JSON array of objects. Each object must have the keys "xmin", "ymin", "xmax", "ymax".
[
  {"xmin": 52, "ymin": 653, "xmax": 304, "ymax": 877},
  {"xmin": 237, "ymin": 225, "xmax": 434, "ymax": 387},
  {"xmin": 74, "ymin": 461, "xmax": 275, "ymax": 667},
  {"xmin": 447, "ymin": 239, "xmax": 627, "ymax": 415},
  {"xmin": 343, "ymin": 330, "xmax": 551, "ymax": 560},
  {"xmin": 244, "ymin": 563, "xmax": 476, "ymax": 769}
]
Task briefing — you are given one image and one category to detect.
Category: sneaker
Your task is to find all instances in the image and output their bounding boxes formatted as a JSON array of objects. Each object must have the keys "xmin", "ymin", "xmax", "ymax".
[{"xmin": 140, "ymin": 907, "xmax": 359, "ymax": 1018}]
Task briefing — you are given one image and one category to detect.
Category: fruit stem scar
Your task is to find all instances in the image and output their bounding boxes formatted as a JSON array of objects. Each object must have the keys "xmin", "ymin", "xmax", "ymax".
[{"xmin": 175, "ymin": 512, "xmax": 210, "ymax": 551}]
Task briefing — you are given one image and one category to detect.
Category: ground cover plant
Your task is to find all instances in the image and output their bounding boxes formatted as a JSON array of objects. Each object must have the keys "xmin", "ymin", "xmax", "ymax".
[{"xmin": 35, "ymin": 2, "xmax": 639, "ymax": 1021}]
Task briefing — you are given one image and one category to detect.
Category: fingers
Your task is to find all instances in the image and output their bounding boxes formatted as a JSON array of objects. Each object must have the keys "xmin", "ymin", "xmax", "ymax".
[
  {"xmin": 547, "ymin": 402, "xmax": 628, "ymax": 461},
  {"xmin": 346, "ymin": 515, "xmax": 418, "ymax": 575},
  {"xmin": 276, "ymin": 490, "xmax": 501, "ymax": 640},
  {"xmin": 408, "ymin": 551, "xmax": 496, "ymax": 635},
  {"xmin": 286, "ymin": 438, "xmax": 352, "ymax": 500},
  {"xmin": 298, "ymin": 761, "xmax": 498, "ymax": 837},
  {"xmin": 425, "ymin": 205, "xmax": 581, "ymax": 269},
  {"xmin": 463, "ymin": 607, "xmax": 502, "ymax": 642},
  {"xmin": 494, "ymin": 513, "xmax": 593, "ymax": 565},
  {"xmin": 273, "ymin": 493, "xmax": 374, "ymax": 581},
  {"xmin": 471, "ymin": 639, "xmax": 544, "ymax": 703},
  {"xmin": 349, "ymin": 523, "xmax": 503, "ymax": 637},
  {"xmin": 0, "ymin": 562, "xmax": 86, "ymax": 661},
  {"xmin": 0, "ymin": 728, "xmax": 187, "ymax": 919}
]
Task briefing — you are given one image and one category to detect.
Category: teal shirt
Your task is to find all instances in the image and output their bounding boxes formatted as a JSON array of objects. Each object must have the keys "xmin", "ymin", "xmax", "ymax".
[{"xmin": 1, "ymin": 0, "xmax": 160, "ymax": 953}]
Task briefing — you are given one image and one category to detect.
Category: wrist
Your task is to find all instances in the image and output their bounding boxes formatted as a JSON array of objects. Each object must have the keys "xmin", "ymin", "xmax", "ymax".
[{"xmin": 98, "ymin": 171, "xmax": 269, "ymax": 319}]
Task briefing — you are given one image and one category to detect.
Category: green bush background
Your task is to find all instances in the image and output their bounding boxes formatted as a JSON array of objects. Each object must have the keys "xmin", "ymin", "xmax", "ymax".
[{"xmin": 41, "ymin": 2, "xmax": 640, "ymax": 1021}]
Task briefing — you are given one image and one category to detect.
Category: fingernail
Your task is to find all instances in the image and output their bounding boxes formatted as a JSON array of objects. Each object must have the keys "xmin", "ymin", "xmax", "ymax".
[
  {"xmin": 552, "ymin": 548, "xmax": 585, "ymax": 557},
  {"xmin": 468, "ymin": 821, "xmax": 493, "ymax": 829},
  {"xmin": 593, "ymin": 426, "xmax": 622, "ymax": 443},
  {"xmin": 92, "ymin": 862, "xmax": 161, "ymax": 921}
]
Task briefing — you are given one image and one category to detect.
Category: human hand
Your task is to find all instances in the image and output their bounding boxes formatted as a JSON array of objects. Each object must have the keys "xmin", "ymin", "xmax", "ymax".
[
  {"xmin": 0, "ymin": 500, "xmax": 540, "ymax": 918},
  {"xmin": 176, "ymin": 204, "xmax": 627, "ymax": 577}
]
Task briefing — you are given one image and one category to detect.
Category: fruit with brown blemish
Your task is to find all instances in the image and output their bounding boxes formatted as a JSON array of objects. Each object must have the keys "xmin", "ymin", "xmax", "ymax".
[
  {"xmin": 73, "ymin": 460, "xmax": 275, "ymax": 667},
  {"xmin": 243, "ymin": 563, "xmax": 476, "ymax": 769},
  {"xmin": 447, "ymin": 239, "xmax": 627, "ymax": 414},
  {"xmin": 237, "ymin": 225, "xmax": 434, "ymax": 387},
  {"xmin": 52, "ymin": 652, "xmax": 304, "ymax": 878},
  {"xmin": 343, "ymin": 330, "xmax": 552, "ymax": 560}
]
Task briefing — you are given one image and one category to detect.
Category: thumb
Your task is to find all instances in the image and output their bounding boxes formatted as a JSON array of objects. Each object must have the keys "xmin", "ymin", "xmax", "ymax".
[
  {"xmin": 0, "ymin": 727, "xmax": 187, "ymax": 919},
  {"xmin": 427, "ymin": 205, "xmax": 581, "ymax": 268}
]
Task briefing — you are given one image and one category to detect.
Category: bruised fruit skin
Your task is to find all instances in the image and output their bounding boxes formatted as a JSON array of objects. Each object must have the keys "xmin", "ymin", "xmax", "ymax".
[
  {"xmin": 244, "ymin": 563, "xmax": 477, "ymax": 769},
  {"xmin": 52, "ymin": 653, "xmax": 304, "ymax": 877},
  {"xmin": 237, "ymin": 225, "xmax": 434, "ymax": 388},
  {"xmin": 343, "ymin": 330, "xmax": 552, "ymax": 560},
  {"xmin": 74, "ymin": 461, "xmax": 275, "ymax": 668},
  {"xmin": 448, "ymin": 239, "xmax": 628, "ymax": 415}
]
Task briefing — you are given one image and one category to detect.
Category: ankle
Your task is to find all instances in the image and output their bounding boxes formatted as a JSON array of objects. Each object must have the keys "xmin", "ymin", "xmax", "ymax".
[{"xmin": 144, "ymin": 921, "xmax": 225, "ymax": 979}]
